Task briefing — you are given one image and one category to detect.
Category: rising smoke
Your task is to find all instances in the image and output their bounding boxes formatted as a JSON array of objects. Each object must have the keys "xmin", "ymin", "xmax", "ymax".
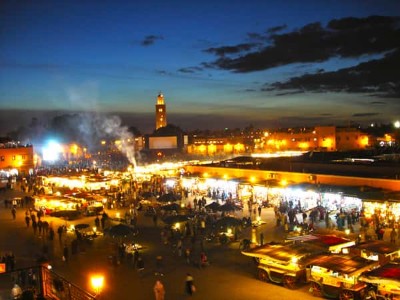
[{"xmin": 98, "ymin": 114, "xmax": 137, "ymax": 168}]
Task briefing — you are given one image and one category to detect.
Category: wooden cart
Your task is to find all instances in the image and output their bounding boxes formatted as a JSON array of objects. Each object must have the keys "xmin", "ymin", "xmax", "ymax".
[
  {"xmin": 308, "ymin": 254, "xmax": 380, "ymax": 299},
  {"xmin": 359, "ymin": 262, "xmax": 400, "ymax": 300},
  {"xmin": 242, "ymin": 242, "xmax": 327, "ymax": 289}
]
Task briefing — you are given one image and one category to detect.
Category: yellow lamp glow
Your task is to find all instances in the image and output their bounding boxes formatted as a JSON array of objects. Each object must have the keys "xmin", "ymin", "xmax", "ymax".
[{"xmin": 90, "ymin": 275, "xmax": 104, "ymax": 294}]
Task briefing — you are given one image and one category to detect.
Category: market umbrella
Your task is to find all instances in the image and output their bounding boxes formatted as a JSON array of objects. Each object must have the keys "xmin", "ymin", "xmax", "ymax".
[
  {"xmin": 141, "ymin": 191, "xmax": 155, "ymax": 199},
  {"xmin": 157, "ymin": 193, "xmax": 180, "ymax": 203},
  {"xmin": 160, "ymin": 203, "xmax": 181, "ymax": 211},
  {"xmin": 218, "ymin": 203, "xmax": 242, "ymax": 212},
  {"xmin": 106, "ymin": 224, "xmax": 137, "ymax": 238},
  {"xmin": 162, "ymin": 215, "xmax": 191, "ymax": 225},
  {"xmin": 50, "ymin": 210, "xmax": 81, "ymax": 220},
  {"xmin": 215, "ymin": 216, "xmax": 242, "ymax": 228},
  {"xmin": 205, "ymin": 201, "xmax": 220, "ymax": 212},
  {"xmin": 74, "ymin": 223, "xmax": 90, "ymax": 231}
]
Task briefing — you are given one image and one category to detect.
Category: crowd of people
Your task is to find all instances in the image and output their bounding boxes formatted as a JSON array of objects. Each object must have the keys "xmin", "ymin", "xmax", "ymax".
[{"xmin": 2, "ymin": 165, "xmax": 400, "ymax": 300}]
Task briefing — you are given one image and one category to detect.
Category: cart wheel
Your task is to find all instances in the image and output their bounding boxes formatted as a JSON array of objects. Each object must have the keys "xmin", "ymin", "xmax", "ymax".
[
  {"xmin": 311, "ymin": 282, "xmax": 322, "ymax": 297},
  {"xmin": 340, "ymin": 290, "xmax": 354, "ymax": 300},
  {"xmin": 258, "ymin": 269, "xmax": 270, "ymax": 282},
  {"xmin": 283, "ymin": 275, "xmax": 297, "ymax": 289}
]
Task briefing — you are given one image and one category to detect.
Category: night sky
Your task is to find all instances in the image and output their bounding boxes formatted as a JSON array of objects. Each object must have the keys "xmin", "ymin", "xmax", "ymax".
[{"xmin": 1, "ymin": 0, "xmax": 399, "ymax": 135}]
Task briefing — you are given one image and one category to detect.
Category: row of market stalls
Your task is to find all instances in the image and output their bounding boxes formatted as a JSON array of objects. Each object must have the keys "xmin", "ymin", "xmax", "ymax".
[
  {"xmin": 179, "ymin": 175, "xmax": 400, "ymax": 226},
  {"xmin": 32, "ymin": 170, "xmax": 139, "ymax": 218}
]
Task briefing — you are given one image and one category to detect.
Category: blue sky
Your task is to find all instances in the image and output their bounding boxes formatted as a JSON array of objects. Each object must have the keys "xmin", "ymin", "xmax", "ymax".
[{"xmin": 1, "ymin": 0, "xmax": 399, "ymax": 134}]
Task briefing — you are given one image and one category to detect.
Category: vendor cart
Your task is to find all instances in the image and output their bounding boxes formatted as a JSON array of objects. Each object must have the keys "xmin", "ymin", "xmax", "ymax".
[
  {"xmin": 359, "ymin": 262, "xmax": 400, "ymax": 300},
  {"xmin": 242, "ymin": 242, "xmax": 328, "ymax": 289},
  {"xmin": 348, "ymin": 240, "xmax": 400, "ymax": 265},
  {"xmin": 286, "ymin": 234, "xmax": 356, "ymax": 254},
  {"xmin": 308, "ymin": 254, "xmax": 380, "ymax": 299}
]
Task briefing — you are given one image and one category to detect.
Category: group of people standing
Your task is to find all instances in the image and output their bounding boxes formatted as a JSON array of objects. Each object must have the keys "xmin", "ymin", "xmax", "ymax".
[{"xmin": 153, "ymin": 273, "xmax": 195, "ymax": 300}]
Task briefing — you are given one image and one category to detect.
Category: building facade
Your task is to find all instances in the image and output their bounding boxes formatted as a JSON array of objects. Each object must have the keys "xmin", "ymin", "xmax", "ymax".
[
  {"xmin": 256, "ymin": 126, "xmax": 370, "ymax": 152},
  {"xmin": 0, "ymin": 144, "xmax": 35, "ymax": 175}
]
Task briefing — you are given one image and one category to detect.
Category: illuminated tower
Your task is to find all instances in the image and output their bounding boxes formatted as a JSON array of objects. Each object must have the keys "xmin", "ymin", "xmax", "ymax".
[{"xmin": 155, "ymin": 92, "xmax": 167, "ymax": 130}]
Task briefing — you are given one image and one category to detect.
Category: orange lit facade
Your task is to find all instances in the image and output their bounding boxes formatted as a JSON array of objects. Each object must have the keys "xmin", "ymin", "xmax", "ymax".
[
  {"xmin": 258, "ymin": 126, "xmax": 370, "ymax": 152},
  {"xmin": 184, "ymin": 165, "xmax": 400, "ymax": 192},
  {"xmin": 0, "ymin": 145, "xmax": 34, "ymax": 174},
  {"xmin": 187, "ymin": 137, "xmax": 246, "ymax": 156},
  {"xmin": 62, "ymin": 143, "xmax": 89, "ymax": 162}
]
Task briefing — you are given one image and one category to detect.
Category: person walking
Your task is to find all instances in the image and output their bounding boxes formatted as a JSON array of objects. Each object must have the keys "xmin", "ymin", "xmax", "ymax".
[
  {"xmin": 390, "ymin": 228, "xmax": 396, "ymax": 244},
  {"xmin": 63, "ymin": 245, "xmax": 69, "ymax": 263},
  {"xmin": 155, "ymin": 255, "xmax": 164, "ymax": 276},
  {"xmin": 133, "ymin": 249, "xmax": 139, "ymax": 268},
  {"xmin": 11, "ymin": 207, "xmax": 17, "ymax": 220},
  {"xmin": 25, "ymin": 215, "xmax": 30, "ymax": 227},
  {"xmin": 153, "ymin": 214, "xmax": 158, "ymax": 227},
  {"xmin": 137, "ymin": 256, "xmax": 144, "ymax": 277},
  {"xmin": 57, "ymin": 226, "xmax": 63, "ymax": 242},
  {"xmin": 94, "ymin": 215, "xmax": 100, "ymax": 229},
  {"xmin": 185, "ymin": 273, "xmax": 195, "ymax": 296},
  {"xmin": 32, "ymin": 219, "xmax": 38, "ymax": 235},
  {"xmin": 153, "ymin": 280, "xmax": 165, "ymax": 300}
]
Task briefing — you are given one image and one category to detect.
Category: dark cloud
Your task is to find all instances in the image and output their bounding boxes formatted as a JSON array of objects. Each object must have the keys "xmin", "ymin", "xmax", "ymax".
[
  {"xmin": 156, "ymin": 69, "xmax": 168, "ymax": 75},
  {"xmin": 141, "ymin": 35, "xmax": 164, "ymax": 46},
  {"xmin": 266, "ymin": 24, "xmax": 287, "ymax": 34},
  {"xmin": 202, "ymin": 16, "xmax": 400, "ymax": 98},
  {"xmin": 266, "ymin": 49, "xmax": 400, "ymax": 97},
  {"xmin": 203, "ymin": 43, "xmax": 257, "ymax": 56},
  {"xmin": 205, "ymin": 16, "xmax": 400, "ymax": 72},
  {"xmin": 274, "ymin": 90, "xmax": 305, "ymax": 96},
  {"xmin": 177, "ymin": 66, "xmax": 203, "ymax": 73},
  {"xmin": 352, "ymin": 113, "xmax": 380, "ymax": 117}
]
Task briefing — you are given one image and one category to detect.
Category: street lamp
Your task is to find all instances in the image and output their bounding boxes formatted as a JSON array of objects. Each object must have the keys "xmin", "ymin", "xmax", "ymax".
[{"xmin": 90, "ymin": 275, "xmax": 104, "ymax": 296}]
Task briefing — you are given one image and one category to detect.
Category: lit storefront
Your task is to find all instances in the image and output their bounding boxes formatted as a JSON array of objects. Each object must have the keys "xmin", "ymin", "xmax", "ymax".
[
  {"xmin": 362, "ymin": 200, "xmax": 400, "ymax": 226},
  {"xmin": 181, "ymin": 176, "xmax": 239, "ymax": 200}
]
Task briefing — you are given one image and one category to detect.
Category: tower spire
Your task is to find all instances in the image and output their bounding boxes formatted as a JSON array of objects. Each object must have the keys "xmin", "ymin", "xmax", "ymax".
[{"xmin": 155, "ymin": 92, "xmax": 167, "ymax": 130}]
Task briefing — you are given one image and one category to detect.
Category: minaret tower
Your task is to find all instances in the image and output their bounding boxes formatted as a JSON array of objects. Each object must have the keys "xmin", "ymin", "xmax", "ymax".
[{"xmin": 155, "ymin": 92, "xmax": 167, "ymax": 130}]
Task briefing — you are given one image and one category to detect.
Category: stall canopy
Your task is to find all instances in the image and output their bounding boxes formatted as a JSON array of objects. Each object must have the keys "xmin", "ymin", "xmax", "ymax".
[
  {"xmin": 286, "ymin": 234, "xmax": 355, "ymax": 253},
  {"xmin": 359, "ymin": 263, "xmax": 400, "ymax": 287}
]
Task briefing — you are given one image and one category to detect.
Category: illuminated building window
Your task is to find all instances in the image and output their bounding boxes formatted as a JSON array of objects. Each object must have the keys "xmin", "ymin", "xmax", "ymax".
[
  {"xmin": 0, "ymin": 156, "xmax": 4, "ymax": 161},
  {"xmin": 12, "ymin": 155, "xmax": 16, "ymax": 160}
]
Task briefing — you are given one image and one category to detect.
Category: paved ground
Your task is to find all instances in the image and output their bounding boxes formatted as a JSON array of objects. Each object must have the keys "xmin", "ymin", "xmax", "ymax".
[{"xmin": 0, "ymin": 188, "xmax": 395, "ymax": 300}]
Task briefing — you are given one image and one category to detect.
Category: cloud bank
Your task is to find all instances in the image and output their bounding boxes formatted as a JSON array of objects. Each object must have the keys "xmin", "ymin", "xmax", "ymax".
[{"xmin": 203, "ymin": 16, "xmax": 400, "ymax": 98}]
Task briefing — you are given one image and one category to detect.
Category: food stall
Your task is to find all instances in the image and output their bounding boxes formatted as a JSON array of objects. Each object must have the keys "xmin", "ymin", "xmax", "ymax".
[
  {"xmin": 348, "ymin": 240, "xmax": 400, "ymax": 266},
  {"xmin": 34, "ymin": 195, "xmax": 80, "ymax": 214},
  {"xmin": 286, "ymin": 234, "xmax": 356, "ymax": 254},
  {"xmin": 359, "ymin": 262, "xmax": 400, "ymax": 300},
  {"xmin": 241, "ymin": 242, "xmax": 328, "ymax": 289},
  {"xmin": 362, "ymin": 200, "xmax": 400, "ymax": 227},
  {"xmin": 308, "ymin": 254, "xmax": 380, "ymax": 299}
]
